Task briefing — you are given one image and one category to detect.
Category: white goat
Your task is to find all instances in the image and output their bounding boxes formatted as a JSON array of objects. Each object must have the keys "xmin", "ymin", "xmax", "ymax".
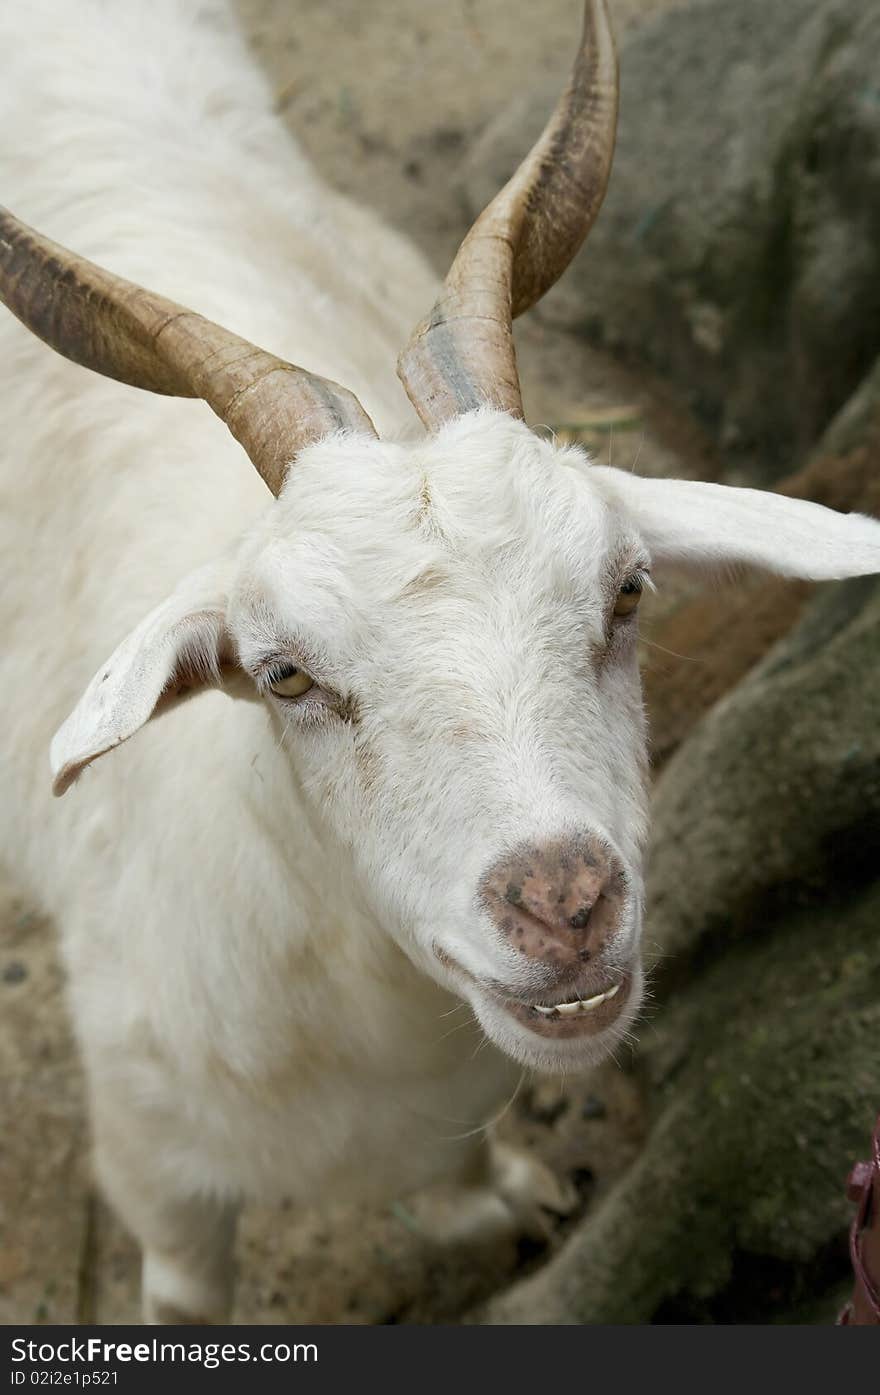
[{"xmin": 2, "ymin": 0, "xmax": 878, "ymax": 1325}]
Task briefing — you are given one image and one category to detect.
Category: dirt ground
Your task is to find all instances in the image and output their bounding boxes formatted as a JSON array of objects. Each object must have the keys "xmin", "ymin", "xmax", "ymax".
[{"xmin": 1, "ymin": 0, "xmax": 706, "ymax": 1325}]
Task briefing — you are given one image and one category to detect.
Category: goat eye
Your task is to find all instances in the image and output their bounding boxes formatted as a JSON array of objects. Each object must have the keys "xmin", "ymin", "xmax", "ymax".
[
  {"xmin": 613, "ymin": 577, "xmax": 643, "ymax": 618},
  {"xmin": 268, "ymin": 665, "xmax": 315, "ymax": 698}
]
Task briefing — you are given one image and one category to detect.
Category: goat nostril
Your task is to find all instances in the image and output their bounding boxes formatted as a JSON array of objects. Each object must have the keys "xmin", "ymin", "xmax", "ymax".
[{"xmin": 568, "ymin": 906, "xmax": 591, "ymax": 931}]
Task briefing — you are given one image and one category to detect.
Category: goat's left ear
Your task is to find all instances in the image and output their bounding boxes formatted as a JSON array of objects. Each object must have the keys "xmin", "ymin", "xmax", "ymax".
[
  {"xmin": 592, "ymin": 468, "xmax": 880, "ymax": 581},
  {"xmin": 50, "ymin": 560, "xmax": 236, "ymax": 796}
]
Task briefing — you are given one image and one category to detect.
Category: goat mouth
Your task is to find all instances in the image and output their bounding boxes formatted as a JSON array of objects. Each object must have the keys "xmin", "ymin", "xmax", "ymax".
[
  {"xmin": 494, "ymin": 975, "xmax": 631, "ymax": 1038},
  {"xmin": 434, "ymin": 946, "xmax": 631, "ymax": 1040}
]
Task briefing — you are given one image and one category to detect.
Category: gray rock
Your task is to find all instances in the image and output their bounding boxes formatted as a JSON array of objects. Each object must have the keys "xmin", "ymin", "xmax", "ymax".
[{"xmin": 464, "ymin": 0, "xmax": 880, "ymax": 473}]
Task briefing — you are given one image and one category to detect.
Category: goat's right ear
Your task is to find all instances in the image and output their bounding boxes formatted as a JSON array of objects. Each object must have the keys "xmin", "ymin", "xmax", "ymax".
[
  {"xmin": 50, "ymin": 561, "xmax": 236, "ymax": 796},
  {"xmin": 590, "ymin": 468, "xmax": 880, "ymax": 581}
]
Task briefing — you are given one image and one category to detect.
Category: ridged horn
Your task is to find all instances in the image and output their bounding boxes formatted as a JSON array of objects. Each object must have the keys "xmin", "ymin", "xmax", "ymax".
[
  {"xmin": 0, "ymin": 208, "xmax": 377, "ymax": 495},
  {"xmin": 398, "ymin": 0, "xmax": 619, "ymax": 430}
]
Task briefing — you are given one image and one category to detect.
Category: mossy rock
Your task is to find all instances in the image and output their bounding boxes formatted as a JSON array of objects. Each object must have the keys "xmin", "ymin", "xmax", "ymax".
[{"xmin": 647, "ymin": 575, "xmax": 880, "ymax": 978}]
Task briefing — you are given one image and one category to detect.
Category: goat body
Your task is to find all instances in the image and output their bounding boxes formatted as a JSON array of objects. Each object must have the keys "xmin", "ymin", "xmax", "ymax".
[
  {"xmin": 1, "ymin": 1, "xmax": 524, "ymax": 1316},
  {"xmin": 3, "ymin": 1, "xmax": 879, "ymax": 1324}
]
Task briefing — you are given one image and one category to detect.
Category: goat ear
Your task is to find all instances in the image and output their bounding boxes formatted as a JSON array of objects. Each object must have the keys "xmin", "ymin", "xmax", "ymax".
[
  {"xmin": 50, "ymin": 561, "xmax": 236, "ymax": 796},
  {"xmin": 591, "ymin": 468, "xmax": 880, "ymax": 581}
]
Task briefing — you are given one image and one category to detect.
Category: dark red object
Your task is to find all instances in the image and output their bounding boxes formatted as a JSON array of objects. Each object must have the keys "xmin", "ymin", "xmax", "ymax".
[{"xmin": 838, "ymin": 1114, "xmax": 880, "ymax": 1324}]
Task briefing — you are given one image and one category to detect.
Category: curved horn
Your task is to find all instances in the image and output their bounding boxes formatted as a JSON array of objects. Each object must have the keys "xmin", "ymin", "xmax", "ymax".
[
  {"xmin": 398, "ymin": 0, "xmax": 619, "ymax": 431},
  {"xmin": 0, "ymin": 208, "xmax": 376, "ymax": 495}
]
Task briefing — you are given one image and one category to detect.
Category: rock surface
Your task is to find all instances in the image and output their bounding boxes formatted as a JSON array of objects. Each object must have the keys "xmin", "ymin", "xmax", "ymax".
[{"xmin": 463, "ymin": 0, "xmax": 880, "ymax": 472}]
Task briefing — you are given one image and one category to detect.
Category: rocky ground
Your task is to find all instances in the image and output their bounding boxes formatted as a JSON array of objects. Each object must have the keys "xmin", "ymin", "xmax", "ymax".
[{"xmin": 3, "ymin": 0, "xmax": 877, "ymax": 1325}]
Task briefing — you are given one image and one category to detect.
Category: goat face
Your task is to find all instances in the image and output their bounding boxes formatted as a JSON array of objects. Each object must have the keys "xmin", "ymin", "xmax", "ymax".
[
  {"xmin": 12, "ymin": 1, "xmax": 880, "ymax": 1078},
  {"xmin": 50, "ymin": 410, "xmax": 880, "ymax": 1072},
  {"xmin": 228, "ymin": 412, "xmax": 650, "ymax": 1071}
]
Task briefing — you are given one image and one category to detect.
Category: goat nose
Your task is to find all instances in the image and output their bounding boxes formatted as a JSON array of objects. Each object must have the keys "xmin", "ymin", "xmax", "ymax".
[{"xmin": 480, "ymin": 835, "xmax": 627, "ymax": 968}]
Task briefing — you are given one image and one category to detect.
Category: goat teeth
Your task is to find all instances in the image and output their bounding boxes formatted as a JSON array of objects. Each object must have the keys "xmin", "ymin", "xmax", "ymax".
[
  {"xmin": 531, "ymin": 982, "xmax": 622, "ymax": 1018},
  {"xmin": 578, "ymin": 991, "xmax": 608, "ymax": 1011},
  {"xmin": 555, "ymin": 1000, "xmax": 582, "ymax": 1016},
  {"xmin": 580, "ymin": 982, "xmax": 622, "ymax": 1011},
  {"xmin": 582, "ymin": 987, "xmax": 621, "ymax": 1009}
]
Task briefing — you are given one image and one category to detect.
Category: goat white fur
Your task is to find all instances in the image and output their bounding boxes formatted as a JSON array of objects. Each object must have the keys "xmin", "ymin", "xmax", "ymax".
[{"xmin": 2, "ymin": 0, "xmax": 879, "ymax": 1323}]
